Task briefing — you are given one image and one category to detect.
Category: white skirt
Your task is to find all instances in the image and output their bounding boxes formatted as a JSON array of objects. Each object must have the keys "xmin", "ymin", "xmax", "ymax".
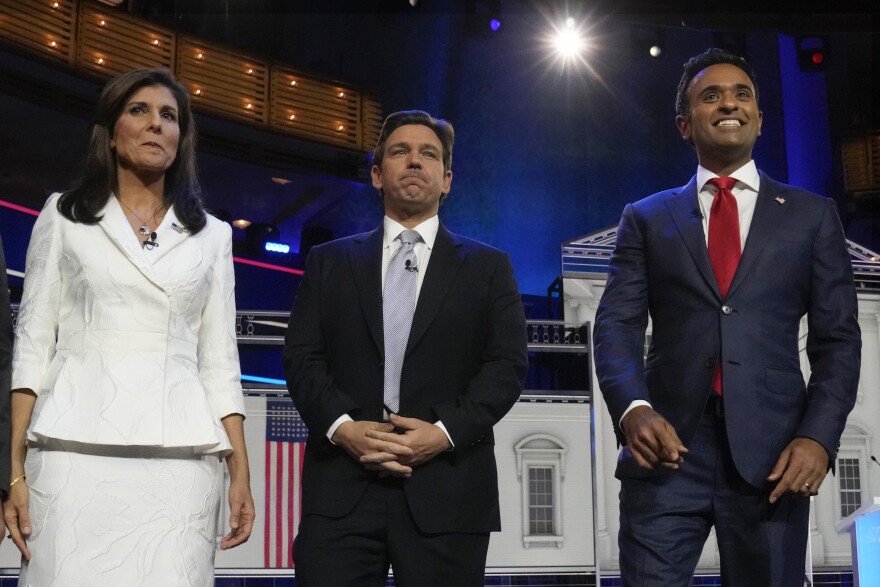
[{"xmin": 19, "ymin": 439, "xmax": 224, "ymax": 587}]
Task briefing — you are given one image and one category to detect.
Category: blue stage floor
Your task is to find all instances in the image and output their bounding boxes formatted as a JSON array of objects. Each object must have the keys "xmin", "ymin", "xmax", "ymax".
[{"xmin": 0, "ymin": 572, "xmax": 857, "ymax": 586}]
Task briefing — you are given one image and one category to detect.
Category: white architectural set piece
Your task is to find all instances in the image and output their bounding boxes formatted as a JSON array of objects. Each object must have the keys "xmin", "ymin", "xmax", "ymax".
[{"xmin": 562, "ymin": 227, "xmax": 880, "ymax": 573}]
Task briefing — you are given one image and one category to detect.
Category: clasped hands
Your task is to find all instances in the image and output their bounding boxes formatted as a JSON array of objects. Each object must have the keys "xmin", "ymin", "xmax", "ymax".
[
  {"xmin": 621, "ymin": 405, "xmax": 829, "ymax": 502},
  {"xmin": 331, "ymin": 413, "xmax": 451, "ymax": 478}
]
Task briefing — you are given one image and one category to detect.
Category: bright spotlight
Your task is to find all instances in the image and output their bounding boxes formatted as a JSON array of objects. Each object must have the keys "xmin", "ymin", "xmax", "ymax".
[
  {"xmin": 554, "ymin": 26, "xmax": 584, "ymax": 59},
  {"xmin": 649, "ymin": 45, "xmax": 662, "ymax": 57}
]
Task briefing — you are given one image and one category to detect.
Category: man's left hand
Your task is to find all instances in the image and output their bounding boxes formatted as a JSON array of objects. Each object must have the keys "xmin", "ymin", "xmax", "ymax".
[
  {"xmin": 767, "ymin": 437, "xmax": 829, "ymax": 504},
  {"xmin": 363, "ymin": 413, "xmax": 452, "ymax": 469}
]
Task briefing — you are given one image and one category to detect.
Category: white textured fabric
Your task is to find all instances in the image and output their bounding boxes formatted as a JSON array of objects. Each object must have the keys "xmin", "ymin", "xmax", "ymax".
[
  {"xmin": 19, "ymin": 440, "xmax": 222, "ymax": 587},
  {"xmin": 13, "ymin": 193, "xmax": 245, "ymax": 455}
]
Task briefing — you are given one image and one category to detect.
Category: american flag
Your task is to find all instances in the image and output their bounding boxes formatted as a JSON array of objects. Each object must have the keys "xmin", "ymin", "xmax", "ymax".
[{"xmin": 264, "ymin": 399, "xmax": 308, "ymax": 568}]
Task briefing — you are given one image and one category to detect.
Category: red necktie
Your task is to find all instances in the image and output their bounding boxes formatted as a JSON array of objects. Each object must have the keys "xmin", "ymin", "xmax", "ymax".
[{"xmin": 707, "ymin": 176, "xmax": 741, "ymax": 394}]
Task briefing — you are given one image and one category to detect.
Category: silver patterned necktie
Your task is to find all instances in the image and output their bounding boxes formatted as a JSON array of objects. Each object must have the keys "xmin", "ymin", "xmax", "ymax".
[{"xmin": 383, "ymin": 229, "xmax": 421, "ymax": 416}]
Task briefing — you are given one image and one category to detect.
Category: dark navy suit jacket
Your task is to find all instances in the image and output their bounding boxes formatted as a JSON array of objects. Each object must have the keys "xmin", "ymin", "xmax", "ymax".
[
  {"xmin": 594, "ymin": 172, "xmax": 861, "ymax": 487},
  {"xmin": 284, "ymin": 223, "xmax": 528, "ymax": 533}
]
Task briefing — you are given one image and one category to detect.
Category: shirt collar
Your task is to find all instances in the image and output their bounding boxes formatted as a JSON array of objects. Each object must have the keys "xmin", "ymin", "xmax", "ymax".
[
  {"xmin": 383, "ymin": 215, "xmax": 439, "ymax": 249},
  {"xmin": 696, "ymin": 160, "xmax": 760, "ymax": 193}
]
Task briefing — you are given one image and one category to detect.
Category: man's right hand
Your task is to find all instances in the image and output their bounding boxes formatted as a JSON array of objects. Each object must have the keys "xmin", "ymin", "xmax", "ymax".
[
  {"xmin": 621, "ymin": 406, "xmax": 688, "ymax": 470},
  {"xmin": 331, "ymin": 420, "xmax": 414, "ymax": 477}
]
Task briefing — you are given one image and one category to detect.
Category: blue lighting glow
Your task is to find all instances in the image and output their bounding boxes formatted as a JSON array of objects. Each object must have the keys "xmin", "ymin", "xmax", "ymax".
[
  {"xmin": 490, "ymin": 18, "xmax": 501, "ymax": 31},
  {"xmin": 264, "ymin": 241, "xmax": 290, "ymax": 254},
  {"xmin": 242, "ymin": 374, "xmax": 287, "ymax": 385}
]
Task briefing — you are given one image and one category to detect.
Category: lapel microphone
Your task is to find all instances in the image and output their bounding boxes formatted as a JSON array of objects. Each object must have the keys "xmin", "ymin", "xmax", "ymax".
[
  {"xmin": 404, "ymin": 259, "xmax": 418, "ymax": 273},
  {"xmin": 143, "ymin": 231, "xmax": 159, "ymax": 250}
]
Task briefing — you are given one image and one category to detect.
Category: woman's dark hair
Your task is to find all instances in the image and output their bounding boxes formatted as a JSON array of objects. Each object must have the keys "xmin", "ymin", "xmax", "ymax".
[{"xmin": 58, "ymin": 67, "xmax": 206, "ymax": 233}]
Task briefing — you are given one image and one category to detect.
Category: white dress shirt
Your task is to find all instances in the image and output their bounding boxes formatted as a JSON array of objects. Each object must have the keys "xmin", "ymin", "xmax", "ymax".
[
  {"xmin": 620, "ymin": 161, "xmax": 762, "ymax": 430},
  {"xmin": 327, "ymin": 215, "xmax": 453, "ymax": 447}
]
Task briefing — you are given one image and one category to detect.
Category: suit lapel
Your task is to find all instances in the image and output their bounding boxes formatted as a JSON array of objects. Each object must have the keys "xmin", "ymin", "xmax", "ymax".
[
  {"xmin": 726, "ymin": 172, "xmax": 791, "ymax": 298},
  {"xmin": 349, "ymin": 226, "xmax": 385, "ymax": 354},
  {"xmin": 148, "ymin": 205, "xmax": 190, "ymax": 263},
  {"xmin": 665, "ymin": 177, "xmax": 721, "ymax": 299},
  {"xmin": 97, "ymin": 196, "xmax": 162, "ymax": 288},
  {"xmin": 406, "ymin": 224, "xmax": 463, "ymax": 357}
]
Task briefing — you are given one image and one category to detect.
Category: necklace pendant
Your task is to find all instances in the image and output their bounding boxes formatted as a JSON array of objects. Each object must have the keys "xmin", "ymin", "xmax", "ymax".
[{"xmin": 139, "ymin": 225, "xmax": 150, "ymax": 236}]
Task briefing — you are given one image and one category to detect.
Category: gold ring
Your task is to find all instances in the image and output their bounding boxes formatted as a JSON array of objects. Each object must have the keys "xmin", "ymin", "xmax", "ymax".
[{"xmin": 803, "ymin": 482, "xmax": 810, "ymax": 488}]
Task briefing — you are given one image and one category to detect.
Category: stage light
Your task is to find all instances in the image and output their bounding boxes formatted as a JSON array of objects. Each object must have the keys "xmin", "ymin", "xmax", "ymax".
[
  {"xmin": 264, "ymin": 242, "xmax": 290, "ymax": 254},
  {"xmin": 797, "ymin": 36, "xmax": 828, "ymax": 73},
  {"xmin": 465, "ymin": 0, "xmax": 501, "ymax": 36},
  {"xmin": 554, "ymin": 25, "xmax": 584, "ymax": 60},
  {"xmin": 631, "ymin": 26, "xmax": 665, "ymax": 59},
  {"xmin": 232, "ymin": 219, "xmax": 251, "ymax": 229}
]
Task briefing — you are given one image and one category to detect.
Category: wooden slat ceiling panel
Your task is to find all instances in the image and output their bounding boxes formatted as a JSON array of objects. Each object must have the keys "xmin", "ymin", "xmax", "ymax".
[
  {"xmin": 269, "ymin": 115, "xmax": 359, "ymax": 146},
  {"xmin": 842, "ymin": 138, "xmax": 871, "ymax": 192},
  {"xmin": 177, "ymin": 37, "xmax": 268, "ymax": 124},
  {"xmin": 0, "ymin": 0, "xmax": 75, "ymax": 64},
  {"xmin": 269, "ymin": 123, "xmax": 359, "ymax": 148},
  {"xmin": 361, "ymin": 96, "xmax": 383, "ymax": 151},
  {"xmin": 1, "ymin": 0, "xmax": 381, "ymax": 153},
  {"xmin": 871, "ymin": 132, "xmax": 880, "ymax": 188},
  {"xmin": 273, "ymin": 93, "xmax": 359, "ymax": 118},
  {"xmin": 270, "ymin": 69, "xmax": 361, "ymax": 146},
  {"xmin": 76, "ymin": 2, "xmax": 171, "ymax": 79}
]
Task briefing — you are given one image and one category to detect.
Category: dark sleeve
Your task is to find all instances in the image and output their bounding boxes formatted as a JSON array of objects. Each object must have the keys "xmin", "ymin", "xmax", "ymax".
[
  {"xmin": 282, "ymin": 248, "xmax": 359, "ymax": 439},
  {"xmin": 795, "ymin": 199, "xmax": 861, "ymax": 460},
  {"xmin": 0, "ymin": 233, "xmax": 13, "ymax": 494},
  {"xmin": 431, "ymin": 252, "xmax": 528, "ymax": 448},
  {"xmin": 592, "ymin": 203, "xmax": 651, "ymax": 440}
]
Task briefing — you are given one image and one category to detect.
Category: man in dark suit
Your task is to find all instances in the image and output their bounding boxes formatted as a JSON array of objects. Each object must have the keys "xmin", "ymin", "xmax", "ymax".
[
  {"xmin": 593, "ymin": 49, "xmax": 861, "ymax": 586},
  {"xmin": 284, "ymin": 110, "xmax": 528, "ymax": 586},
  {"xmin": 0, "ymin": 234, "xmax": 12, "ymax": 512}
]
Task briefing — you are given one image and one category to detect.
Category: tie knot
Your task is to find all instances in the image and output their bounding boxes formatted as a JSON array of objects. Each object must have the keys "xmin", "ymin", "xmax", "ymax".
[
  {"xmin": 708, "ymin": 176, "xmax": 737, "ymax": 192},
  {"xmin": 398, "ymin": 230, "xmax": 421, "ymax": 246}
]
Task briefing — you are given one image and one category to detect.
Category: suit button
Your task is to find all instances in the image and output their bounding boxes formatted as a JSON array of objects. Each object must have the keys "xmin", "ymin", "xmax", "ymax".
[
  {"xmin": 721, "ymin": 305, "xmax": 732, "ymax": 315},
  {"xmin": 705, "ymin": 357, "xmax": 716, "ymax": 368}
]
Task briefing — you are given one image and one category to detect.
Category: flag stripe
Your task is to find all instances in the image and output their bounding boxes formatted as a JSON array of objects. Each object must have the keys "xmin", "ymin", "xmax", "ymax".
[
  {"xmin": 287, "ymin": 441, "xmax": 295, "ymax": 567},
  {"xmin": 264, "ymin": 400, "xmax": 308, "ymax": 569},
  {"xmin": 264, "ymin": 440, "xmax": 271, "ymax": 569}
]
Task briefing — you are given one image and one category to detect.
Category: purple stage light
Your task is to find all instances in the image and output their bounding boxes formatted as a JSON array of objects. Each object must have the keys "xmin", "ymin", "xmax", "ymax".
[{"xmin": 490, "ymin": 18, "xmax": 501, "ymax": 31}]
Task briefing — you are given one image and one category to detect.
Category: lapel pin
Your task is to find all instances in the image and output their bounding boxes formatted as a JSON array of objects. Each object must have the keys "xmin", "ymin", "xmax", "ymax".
[
  {"xmin": 775, "ymin": 197, "xmax": 785, "ymax": 205},
  {"xmin": 172, "ymin": 222, "xmax": 185, "ymax": 233}
]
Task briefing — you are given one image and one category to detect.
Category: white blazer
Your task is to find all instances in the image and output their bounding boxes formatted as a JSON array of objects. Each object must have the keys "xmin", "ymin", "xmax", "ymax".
[{"xmin": 13, "ymin": 193, "xmax": 245, "ymax": 455}]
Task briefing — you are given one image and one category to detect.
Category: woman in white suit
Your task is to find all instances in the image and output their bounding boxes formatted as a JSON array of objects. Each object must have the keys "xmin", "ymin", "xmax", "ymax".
[{"xmin": 4, "ymin": 68, "xmax": 254, "ymax": 586}]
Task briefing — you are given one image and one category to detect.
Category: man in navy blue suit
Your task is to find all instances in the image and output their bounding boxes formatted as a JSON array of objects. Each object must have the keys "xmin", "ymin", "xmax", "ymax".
[{"xmin": 593, "ymin": 49, "xmax": 861, "ymax": 585}]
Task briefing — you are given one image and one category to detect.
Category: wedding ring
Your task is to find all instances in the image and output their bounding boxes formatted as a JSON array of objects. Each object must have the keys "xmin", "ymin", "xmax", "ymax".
[{"xmin": 803, "ymin": 482, "xmax": 810, "ymax": 488}]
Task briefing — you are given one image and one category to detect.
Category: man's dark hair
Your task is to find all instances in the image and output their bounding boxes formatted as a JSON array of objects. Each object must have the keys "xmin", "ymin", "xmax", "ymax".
[
  {"xmin": 675, "ymin": 48, "xmax": 759, "ymax": 117},
  {"xmin": 58, "ymin": 67, "xmax": 206, "ymax": 233},
  {"xmin": 372, "ymin": 110, "xmax": 454, "ymax": 173}
]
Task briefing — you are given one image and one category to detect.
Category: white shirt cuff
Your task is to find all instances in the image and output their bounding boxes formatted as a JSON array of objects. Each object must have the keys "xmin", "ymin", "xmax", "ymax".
[
  {"xmin": 434, "ymin": 420, "xmax": 454, "ymax": 450},
  {"xmin": 620, "ymin": 400, "xmax": 652, "ymax": 430},
  {"xmin": 327, "ymin": 414, "xmax": 354, "ymax": 444}
]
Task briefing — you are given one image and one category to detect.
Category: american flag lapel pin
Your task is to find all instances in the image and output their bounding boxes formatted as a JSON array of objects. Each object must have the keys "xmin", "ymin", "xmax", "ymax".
[{"xmin": 775, "ymin": 197, "xmax": 785, "ymax": 205}]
